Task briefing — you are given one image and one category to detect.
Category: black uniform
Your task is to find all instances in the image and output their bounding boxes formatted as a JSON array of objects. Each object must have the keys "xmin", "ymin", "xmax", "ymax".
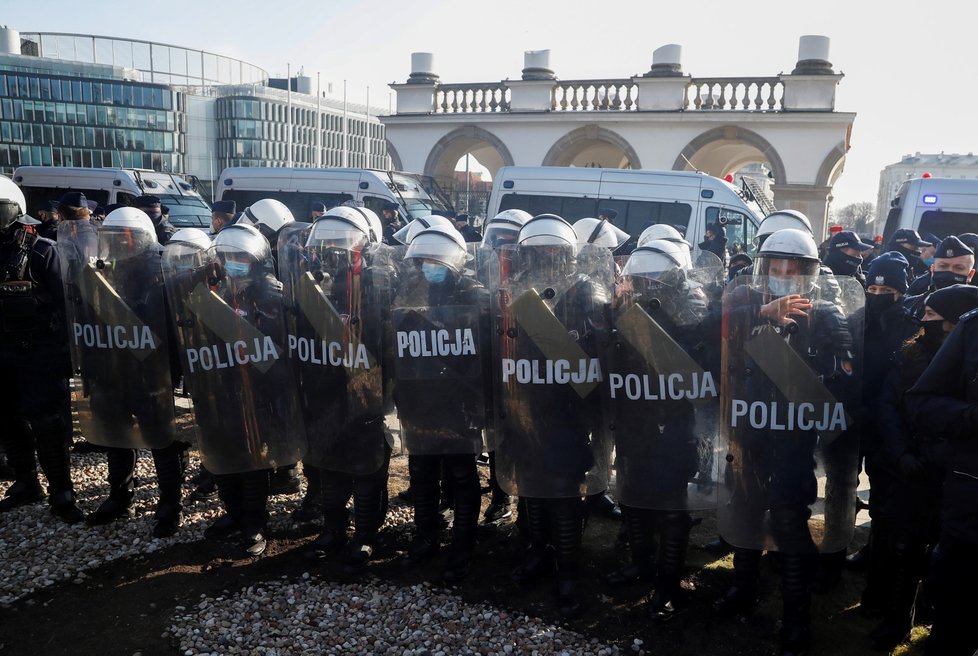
[
  {"xmin": 906, "ymin": 310, "xmax": 978, "ymax": 656},
  {"xmin": 0, "ymin": 222, "xmax": 81, "ymax": 522}
]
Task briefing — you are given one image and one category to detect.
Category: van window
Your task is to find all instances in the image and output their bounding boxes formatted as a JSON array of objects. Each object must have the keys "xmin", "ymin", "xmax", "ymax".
[
  {"xmin": 882, "ymin": 206, "xmax": 903, "ymax": 244},
  {"xmin": 18, "ymin": 186, "xmax": 109, "ymax": 212},
  {"xmin": 498, "ymin": 193, "xmax": 691, "ymax": 238},
  {"xmin": 222, "ymin": 190, "xmax": 352, "ymax": 222},
  {"xmin": 919, "ymin": 210, "xmax": 978, "ymax": 240},
  {"xmin": 362, "ymin": 195, "xmax": 391, "ymax": 217},
  {"xmin": 706, "ymin": 206, "xmax": 755, "ymax": 255}
]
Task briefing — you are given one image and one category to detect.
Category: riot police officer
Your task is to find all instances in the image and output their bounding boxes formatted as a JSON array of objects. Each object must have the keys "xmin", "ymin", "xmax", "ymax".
[
  {"xmin": 380, "ymin": 201, "xmax": 404, "ymax": 246},
  {"xmin": 903, "ymin": 235, "xmax": 975, "ymax": 312},
  {"xmin": 392, "ymin": 225, "xmax": 490, "ymax": 581},
  {"xmin": 278, "ymin": 207, "xmax": 393, "ymax": 568},
  {"xmin": 66, "ymin": 208, "xmax": 188, "ymax": 536},
  {"xmin": 0, "ymin": 178, "xmax": 82, "ymax": 523},
  {"xmin": 164, "ymin": 223, "xmax": 305, "ymax": 557},
  {"xmin": 906, "ymin": 297, "xmax": 978, "ymax": 656},
  {"xmin": 822, "ymin": 229, "xmax": 872, "ymax": 286},
  {"xmin": 492, "ymin": 214, "xmax": 613, "ymax": 617},
  {"xmin": 716, "ymin": 228, "xmax": 862, "ymax": 656},
  {"xmin": 885, "ymin": 228, "xmax": 932, "ymax": 280},
  {"xmin": 604, "ymin": 241, "xmax": 720, "ymax": 620},
  {"xmin": 637, "ymin": 224, "xmax": 693, "ymax": 267}
]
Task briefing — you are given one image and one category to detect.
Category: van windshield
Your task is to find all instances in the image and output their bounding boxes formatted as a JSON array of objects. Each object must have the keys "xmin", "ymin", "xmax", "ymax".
[
  {"xmin": 159, "ymin": 194, "xmax": 212, "ymax": 228},
  {"xmin": 387, "ymin": 173, "xmax": 454, "ymax": 219},
  {"xmin": 919, "ymin": 210, "xmax": 978, "ymax": 240}
]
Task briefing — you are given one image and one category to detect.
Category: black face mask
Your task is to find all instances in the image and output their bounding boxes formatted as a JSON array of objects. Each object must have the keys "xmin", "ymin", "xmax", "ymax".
[
  {"xmin": 920, "ymin": 319, "xmax": 948, "ymax": 348},
  {"xmin": 866, "ymin": 292, "xmax": 898, "ymax": 315},
  {"xmin": 825, "ymin": 250, "xmax": 862, "ymax": 276},
  {"xmin": 932, "ymin": 270, "xmax": 969, "ymax": 289}
]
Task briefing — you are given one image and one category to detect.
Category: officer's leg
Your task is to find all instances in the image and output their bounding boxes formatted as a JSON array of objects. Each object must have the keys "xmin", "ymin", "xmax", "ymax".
[
  {"xmin": 308, "ymin": 468, "xmax": 353, "ymax": 558},
  {"xmin": 770, "ymin": 508, "xmax": 818, "ymax": 656},
  {"xmin": 403, "ymin": 454, "xmax": 441, "ymax": 564},
  {"xmin": 511, "ymin": 496, "xmax": 554, "ymax": 582},
  {"xmin": 606, "ymin": 504, "xmax": 656, "ymax": 586},
  {"xmin": 482, "ymin": 450, "xmax": 513, "ymax": 524},
  {"xmin": 860, "ymin": 452, "xmax": 897, "ymax": 616},
  {"xmin": 86, "ymin": 447, "xmax": 137, "ymax": 525},
  {"xmin": 150, "ymin": 441, "xmax": 187, "ymax": 538},
  {"xmin": 648, "ymin": 510, "xmax": 692, "ymax": 621},
  {"xmin": 924, "ymin": 535, "xmax": 978, "ymax": 656},
  {"xmin": 549, "ymin": 496, "xmax": 586, "ymax": 618},
  {"xmin": 238, "ymin": 469, "xmax": 270, "ymax": 556},
  {"xmin": 869, "ymin": 534, "xmax": 925, "ymax": 650},
  {"xmin": 292, "ymin": 460, "xmax": 323, "ymax": 523},
  {"xmin": 0, "ymin": 402, "xmax": 43, "ymax": 511},
  {"xmin": 31, "ymin": 411, "xmax": 83, "ymax": 524},
  {"xmin": 205, "ymin": 472, "xmax": 243, "ymax": 539},
  {"xmin": 714, "ymin": 547, "xmax": 762, "ymax": 616},
  {"xmin": 269, "ymin": 462, "xmax": 301, "ymax": 496},
  {"xmin": 442, "ymin": 452, "xmax": 480, "ymax": 582},
  {"xmin": 346, "ymin": 445, "xmax": 391, "ymax": 569}
]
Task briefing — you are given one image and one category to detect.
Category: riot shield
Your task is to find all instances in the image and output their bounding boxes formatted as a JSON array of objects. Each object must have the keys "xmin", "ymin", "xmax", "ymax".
[
  {"xmin": 718, "ymin": 274, "xmax": 863, "ymax": 553},
  {"xmin": 490, "ymin": 243, "xmax": 614, "ymax": 498},
  {"xmin": 162, "ymin": 246, "xmax": 305, "ymax": 475},
  {"xmin": 606, "ymin": 264, "xmax": 722, "ymax": 510},
  {"xmin": 390, "ymin": 247, "xmax": 489, "ymax": 456},
  {"xmin": 280, "ymin": 228, "xmax": 389, "ymax": 474},
  {"xmin": 60, "ymin": 221, "xmax": 176, "ymax": 449},
  {"xmin": 58, "ymin": 220, "xmax": 99, "ymax": 368}
]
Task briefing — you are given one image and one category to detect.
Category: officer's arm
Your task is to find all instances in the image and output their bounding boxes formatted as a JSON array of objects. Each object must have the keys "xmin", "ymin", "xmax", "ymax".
[
  {"xmin": 906, "ymin": 321, "xmax": 978, "ymax": 440},
  {"xmin": 31, "ymin": 239, "xmax": 65, "ymax": 308}
]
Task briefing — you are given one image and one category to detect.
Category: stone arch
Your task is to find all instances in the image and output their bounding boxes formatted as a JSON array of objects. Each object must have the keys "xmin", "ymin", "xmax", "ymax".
[
  {"xmin": 423, "ymin": 125, "xmax": 515, "ymax": 182},
  {"xmin": 386, "ymin": 140, "xmax": 403, "ymax": 172},
  {"xmin": 541, "ymin": 125, "xmax": 641, "ymax": 169},
  {"xmin": 815, "ymin": 140, "xmax": 848, "ymax": 188},
  {"xmin": 672, "ymin": 126, "xmax": 787, "ymax": 185}
]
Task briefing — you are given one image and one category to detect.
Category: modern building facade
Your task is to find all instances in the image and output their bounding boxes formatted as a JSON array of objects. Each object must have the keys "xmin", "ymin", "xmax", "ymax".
[
  {"xmin": 876, "ymin": 152, "xmax": 978, "ymax": 223},
  {"xmin": 0, "ymin": 28, "xmax": 388, "ymax": 200}
]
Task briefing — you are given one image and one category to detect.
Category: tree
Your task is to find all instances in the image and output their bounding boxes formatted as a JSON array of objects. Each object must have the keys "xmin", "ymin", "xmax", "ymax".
[{"xmin": 832, "ymin": 201, "xmax": 876, "ymax": 235}]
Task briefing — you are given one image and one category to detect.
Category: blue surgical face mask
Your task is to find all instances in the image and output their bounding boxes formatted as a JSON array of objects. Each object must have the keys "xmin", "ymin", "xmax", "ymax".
[
  {"xmin": 224, "ymin": 260, "xmax": 251, "ymax": 278},
  {"xmin": 421, "ymin": 262, "xmax": 448, "ymax": 284},
  {"xmin": 923, "ymin": 256, "xmax": 936, "ymax": 267},
  {"xmin": 768, "ymin": 275, "xmax": 804, "ymax": 297}
]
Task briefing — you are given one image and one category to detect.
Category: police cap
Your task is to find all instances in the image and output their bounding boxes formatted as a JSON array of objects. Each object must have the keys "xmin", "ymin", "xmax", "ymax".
[
  {"xmin": 934, "ymin": 235, "xmax": 974, "ymax": 260},
  {"xmin": 925, "ymin": 284, "xmax": 978, "ymax": 323},
  {"xmin": 132, "ymin": 195, "xmax": 162, "ymax": 208},
  {"xmin": 57, "ymin": 191, "xmax": 88, "ymax": 209},
  {"xmin": 212, "ymin": 200, "xmax": 236, "ymax": 215},
  {"xmin": 829, "ymin": 230, "xmax": 873, "ymax": 252}
]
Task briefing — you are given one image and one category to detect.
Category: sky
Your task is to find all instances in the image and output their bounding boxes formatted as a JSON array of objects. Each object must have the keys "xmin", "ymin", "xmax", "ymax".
[{"xmin": 6, "ymin": 0, "xmax": 978, "ymax": 209}]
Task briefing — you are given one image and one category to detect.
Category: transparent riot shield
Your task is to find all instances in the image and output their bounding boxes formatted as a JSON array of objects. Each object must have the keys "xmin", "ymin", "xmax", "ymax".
[
  {"xmin": 718, "ymin": 274, "xmax": 863, "ymax": 553},
  {"xmin": 279, "ymin": 230, "xmax": 389, "ymax": 474},
  {"xmin": 605, "ymin": 264, "xmax": 722, "ymax": 510},
  {"xmin": 60, "ymin": 221, "xmax": 176, "ymax": 449},
  {"xmin": 162, "ymin": 246, "xmax": 306, "ymax": 475},
  {"xmin": 58, "ymin": 220, "xmax": 99, "ymax": 368},
  {"xmin": 490, "ymin": 243, "xmax": 614, "ymax": 498},
  {"xmin": 390, "ymin": 247, "xmax": 489, "ymax": 456}
]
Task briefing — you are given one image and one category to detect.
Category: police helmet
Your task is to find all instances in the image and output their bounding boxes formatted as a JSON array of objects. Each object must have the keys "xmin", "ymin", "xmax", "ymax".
[
  {"xmin": 356, "ymin": 207, "xmax": 384, "ymax": 244},
  {"xmin": 307, "ymin": 213, "xmax": 372, "ymax": 251},
  {"xmin": 755, "ymin": 227, "xmax": 821, "ymax": 283},
  {"xmin": 169, "ymin": 227, "xmax": 213, "ymax": 251},
  {"xmin": 100, "ymin": 207, "xmax": 159, "ymax": 259},
  {"xmin": 637, "ymin": 223, "xmax": 690, "ymax": 249},
  {"xmin": 0, "ymin": 175, "xmax": 28, "ymax": 231},
  {"xmin": 754, "ymin": 209, "xmax": 813, "ymax": 247},
  {"xmin": 621, "ymin": 240, "xmax": 688, "ymax": 280},
  {"xmin": 573, "ymin": 217, "xmax": 630, "ymax": 251},
  {"xmin": 392, "ymin": 214, "xmax": 455, "ymax": 245},
  {"xmin": 481, "ymin": 209, "xmax": 532, "ymax": 248},
  {"xmin": 241, "ymin": 198, "xmax": 295, "ymax": 235},
  {"xmin": 517, "ymin": 214, "xmax": 578, "ymax": 251},
  {"xmin": 405, "ymin": 225, "xmax": 469, "ymax": 273},
  {"xmin": 214, "ymin": 223, "xmax": 271, "ymax": 264}
]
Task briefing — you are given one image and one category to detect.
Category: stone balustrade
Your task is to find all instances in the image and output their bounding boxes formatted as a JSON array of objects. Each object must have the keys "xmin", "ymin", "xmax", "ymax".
[{"xmin": 684, "ymin": 77, "xmax": 783, "ymax": 111}]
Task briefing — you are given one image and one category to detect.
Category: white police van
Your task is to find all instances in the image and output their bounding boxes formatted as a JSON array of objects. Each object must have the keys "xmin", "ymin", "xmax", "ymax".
[
  {"xmin": 882, "ymin": 176, "xmax": 978, "ymax": 243},
  {"xmin": 485, "ymin": 166, "xmax": 766, "ymax": 257},
  {"xmin": 216, "ymin": 167, "xmax": 455, "ymax": 222},
  {"xmin": 12, "ymin": 166, "xmax": 212, "ymax": 228}
]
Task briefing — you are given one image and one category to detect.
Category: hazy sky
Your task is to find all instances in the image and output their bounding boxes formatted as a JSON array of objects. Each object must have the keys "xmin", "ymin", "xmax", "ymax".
[{"xmin": 6, "ymin": 0, "xmax": 977, "ymax": 208}]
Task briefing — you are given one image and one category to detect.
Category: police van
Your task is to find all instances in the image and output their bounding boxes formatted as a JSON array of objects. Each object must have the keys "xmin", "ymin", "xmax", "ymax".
[
  {"xmin": 485, "ymin": 166, "xmax": 766, "ymax": 257},
  {"xmin": 216, "ymin": 167, "xmax": 455, "ymax": 222},
  {"xmin": 12, "ymin": 166, "xmax": 212, "ymax": 228},
  {"xmin": 882, "ymin": 176, "xmax": 978, "ymax": 243}
]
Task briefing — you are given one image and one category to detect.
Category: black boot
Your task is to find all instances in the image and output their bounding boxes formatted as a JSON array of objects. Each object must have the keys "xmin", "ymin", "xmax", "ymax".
[
  {"xmin": 238, "ymin": 470, "xmax": 270, "ymax": 557},
  {"xmin": 442, "ymin": 455, "xmax": 479, "ymax": 583},
  {"xmin": 293, "ymin": 462, "xmax": 323, "ymax": 523},
  {"xmin": 482, "ymin": 451, "xmax": 512, "ymax": 524},
  {"xmin": 206, "ymin": 474, "xmax": 244, "ymax": 540},
  {"xmin": 550, "ymin": 497, "xmax": 586, "ymax": 618},
  {"xmin": 869, "ymin": 540, "xmax": 921, "ymax": 651},
  {"xmin": 0, "ymin": 419, "xmax": 42, "ymax": 511},
  {"xmin": 151, "ymin": 442, "xmax": 186, "ymax": 538},
  {"xmin": 345, "ymin": 455, "xmax": 390, "ymax": 572},
  {"xmin": 779, "ymin": 552, "xmax": 815, "ymax": 656},
  {"xmin": 715, "ymin": 547, "xmax": 761, "ymax": 617},
  {"xmin": 308, "ymin": 469, "xmax": 353, "ymax": 559},
  {"xmin": 403, "ymin": 455, "xmax": 442, "ymax": 566},
  {"xmin": 607, "ymin": 505, "xmax": 656, "ymax": 586},
  {"xmin": 511, "ymin": 497, "xmax": 555, "ymax": 583},
  {"xmin": 648, "ymin": 511, "xmax": 691, "ymax": 622},
  {"xmin": 32, "ymin": 414, "xmax": 82, "ymax": 524},
  {"xmin": 860, "ymin": 521, "xmax": 890, "ymax": 618},
  {"xmin": 88, "ymin": 448, "xmax": 137, "ymax": 526}
]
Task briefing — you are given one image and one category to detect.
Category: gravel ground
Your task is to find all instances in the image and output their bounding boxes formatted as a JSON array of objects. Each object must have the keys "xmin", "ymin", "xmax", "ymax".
[{"xmin": 167, "ymin": 579, "xmax": 621, "ymax": 656}]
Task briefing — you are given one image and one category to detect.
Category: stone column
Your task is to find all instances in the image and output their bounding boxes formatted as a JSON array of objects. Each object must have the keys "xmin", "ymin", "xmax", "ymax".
[
  {"xmin": 508, "ymin": 50, "xmax": 556, "ymax": 112},
  {"xmin": 390, "ymin": 52, "xmax": 440, "ymax": 114},
  {"xmin": 771, "ymin": 183, "xmax": 834, "ymax": 240}
]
